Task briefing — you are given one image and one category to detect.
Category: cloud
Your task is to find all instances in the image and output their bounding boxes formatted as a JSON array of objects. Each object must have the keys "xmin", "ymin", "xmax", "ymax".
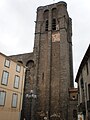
[{"xmin": 0, "ymin": 0, "xmax": 35, "ymax": 55}]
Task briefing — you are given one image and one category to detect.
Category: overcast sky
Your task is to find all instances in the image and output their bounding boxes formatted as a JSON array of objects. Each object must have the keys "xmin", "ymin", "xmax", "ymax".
[{"xmin": 0, "ymin": 0, "xmax": 90, "ymax": 84}]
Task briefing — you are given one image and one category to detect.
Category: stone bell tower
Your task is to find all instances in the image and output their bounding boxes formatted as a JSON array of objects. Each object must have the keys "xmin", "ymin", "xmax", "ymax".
[{"xmin": 33, "ymin": 1, "xmax": 74, "ymax": 120}]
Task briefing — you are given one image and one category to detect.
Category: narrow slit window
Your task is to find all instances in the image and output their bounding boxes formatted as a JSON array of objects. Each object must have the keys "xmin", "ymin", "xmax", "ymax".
[
  {"xmin": 45, "ymin": 20, "xmax": 48, "ymax": 31},
  {"xmin": 44, "ymin": 10, "xmax": 49, "ymax": 32},
  {"xmin": 81, "ymin": 78, "xmax": 84, "ymax": 89},
  {"xmin": 42, "ymin": 72, "xmax": 44, "ymax": 81},
  {"xmin": 52, "ymin": 18, "xmax": 56, "ymax": 30}
]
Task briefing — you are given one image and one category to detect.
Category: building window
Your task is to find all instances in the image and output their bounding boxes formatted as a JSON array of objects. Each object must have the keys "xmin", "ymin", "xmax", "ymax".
[
  {"xmin": 4, "ymin": 59, "xmax": 10, "ymax": 68},
  {"xmin": 14, "ymin": 75, "xmax": 20, "ymax": 89},
  {"xmin": 45, "ymin": 20, "xmax": 48, "ymax": 31},
  {"xmin": 16, "ymin": 64, "xmax": 21, "ymax": 72},
  {"xmin": 1, "ymin": 71, "xmax": 9, "ymax": 85},
  {"xmin": 52, "ymin": 18, "xmax": 56, "ymax": 30},
  {"xmin": 12, "ymin": 93, "xmax": 18, "ymax": 108},
  {"xmin": 0, "ymin": 91, "xmax": 6, "ymax": 106},
  {"xmin": 81, "ymin": 78, "xmax": 84, "ymax": 89}
]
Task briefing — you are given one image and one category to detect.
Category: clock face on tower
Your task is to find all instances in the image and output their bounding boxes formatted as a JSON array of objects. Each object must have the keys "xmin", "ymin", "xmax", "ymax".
[{"xmin": 52, "ymin": 32, "xmax": 60, "ymax": 42}]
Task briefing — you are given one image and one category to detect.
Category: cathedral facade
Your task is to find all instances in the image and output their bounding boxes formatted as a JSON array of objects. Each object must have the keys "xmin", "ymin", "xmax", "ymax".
[{"xmin": 10, "ymin": 1, "xmax": 77, "ymax": 120}]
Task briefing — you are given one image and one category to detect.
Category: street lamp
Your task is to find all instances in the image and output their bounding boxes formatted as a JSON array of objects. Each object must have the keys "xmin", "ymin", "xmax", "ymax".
[
  {"xmin": 26, "ymin": 90, "xmax": 37, "ymax": 120},
  {"xmin": 26, "ymin": 90, "xmax": 37, "ymax": 99}
]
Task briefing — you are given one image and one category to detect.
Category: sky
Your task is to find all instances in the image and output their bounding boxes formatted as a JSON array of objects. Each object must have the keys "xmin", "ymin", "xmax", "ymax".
[{"xmin": 0, "ymin": 0, "xmax": 90, "ymax": 85}]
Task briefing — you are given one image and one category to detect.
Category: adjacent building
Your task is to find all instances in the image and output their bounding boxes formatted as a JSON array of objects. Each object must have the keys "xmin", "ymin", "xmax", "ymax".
[
  {"xmin": 75, "ymin": 44, "xmax": 90, "ymax": 120},
  {"xmin": 10, "ymin": 53, "xmax": 34, "ymax": 120},
  {"xmin": 0, "ymin": 52, "xmax": 26, "ymax": 120}
]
